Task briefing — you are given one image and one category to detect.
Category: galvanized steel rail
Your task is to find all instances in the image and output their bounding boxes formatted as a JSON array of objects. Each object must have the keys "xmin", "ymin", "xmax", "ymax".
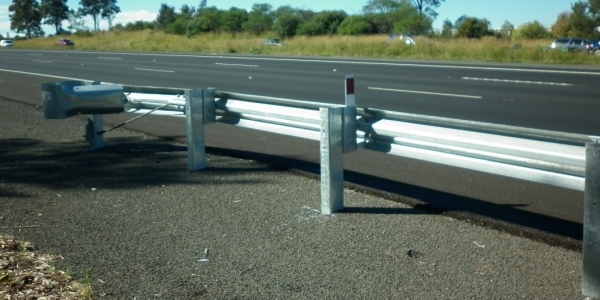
[{"xmin": 42, "ymin": 78, "xmax": 599, "ymax": 298}]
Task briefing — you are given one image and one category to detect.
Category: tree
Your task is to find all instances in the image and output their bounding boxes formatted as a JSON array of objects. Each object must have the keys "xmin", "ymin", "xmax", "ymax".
[
  {"xmin": 186, "ymin": 6, "xmax": 221, "ymax": 36},
  {"xmin": 155, "ymin": 3, "xmax": 176, "ymax": 30},
  {"xmin": 9, "ymin": 0, "xmax": 44, "ymax": 38},
  {"xmin": 363, "ymin": 0, "xmax": 401, "ymax": 14},
  {"xmin": 411, "ymin": 0, "xmax": 445, "ymax": 19},
  {"xmin": 297, "ymin": 10, "xmax": 347, "ymax": 36},
  {"xmin": 221, "ymin": 7, "xmax": 248, "ymax": 34},
  {"xmin": 454, "ymin": 16, "xmax": 493, "ymax": 38},
  {"xmin": 79, "ymin": 0, "xmax": 120, "ymax": 31},
  {"xmin": 499, "ymin": 20, "xmax": 514, "ymax": 38},
  {"xmin": 242, "ymin": 3, "xmax": 274, "ymax": 35},
  {"xmin": 551, "ymin": 12, "xmax": 572, "ymax": 37},
  {"xmin": 569, "ymin": 0, "xmax": 599, "ymax": 37},
  {"xmin": 67, "ymin": 8, "xmax": 88, "ymax": 31},
  {"xmin": 337, "ymin": 16, "xmax": 373, "ymax": 35},
  {"xmin": 40, "ymin": 0, "xmax": 69, "ymax": 34},
  {"xmin": 514, "ymin": 21, "xmax": 550, "ymax": 39},
  {"xmin": 101, "ymin": 0, "xmax": 120, "ymax": 29},
  {"xmin": 391, "ymin": 2, "xmax": 432, "ymax": 35},
  {"xmin": 273, "ymin": 13, "xmax": 301, "ymax": 38},
  {"xmin": 440, "ymin": 18, "xmax": 453, "ymax": 38}
]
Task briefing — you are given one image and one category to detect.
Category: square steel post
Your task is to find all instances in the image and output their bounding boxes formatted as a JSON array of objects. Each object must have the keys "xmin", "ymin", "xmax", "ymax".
[
  {"xmin": 584, "ymin": 141, "xmax": 600, "ymax": 298},
  {"xmin": 185, "ymin": 89, "xmax": 213, "ymax": 171},
  {"xmin": 85, "ymin": 114, "xmax": 104, "ymax": 150},
  {"xmin": 320, "ymin": 106, "xmax": 344, "ymax": 214}
]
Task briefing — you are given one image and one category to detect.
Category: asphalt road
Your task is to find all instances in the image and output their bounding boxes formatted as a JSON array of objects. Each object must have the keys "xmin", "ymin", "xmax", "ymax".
[{"xmin": 1, "ymin": 49, "xmax": 597, "ymax": 246}]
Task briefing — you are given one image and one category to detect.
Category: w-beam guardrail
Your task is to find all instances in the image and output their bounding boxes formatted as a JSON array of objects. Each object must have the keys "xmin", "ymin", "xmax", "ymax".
[{"xmin": 41, "ymin": 77, "xmax": 598, "ymax": 298}]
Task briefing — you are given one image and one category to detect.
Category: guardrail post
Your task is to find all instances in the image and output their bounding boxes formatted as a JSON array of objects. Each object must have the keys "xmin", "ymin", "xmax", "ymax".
[
  {"xmin": 320, "ymin": 106, "xmax": 344, "ymax": 214},
  {"xmin": 185, "ymin": 89, "xmax": 214, "ymax": 171},
  {"xmin": 85, "ymin": 114, "xmax": 104, "ymax": 150},
  {"xmin": 584, "ymin": 140, "xmax": 600, "ymax": 298}
]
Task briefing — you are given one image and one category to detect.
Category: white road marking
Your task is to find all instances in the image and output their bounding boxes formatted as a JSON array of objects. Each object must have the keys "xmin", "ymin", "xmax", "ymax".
[
  {"xmin": 99, "ymin": 57, "xmax": 122, "ymax": 60},
  {"xmin": 0, "ymin": 68, "xmax": 88, "ymax": 81},
  {"xmin": 134, "ymin": 68, "xmax": 174, "ymax": 73},
  {"xmin": 462, "ymin": 77, "xmax": 573, "ymax": 86},
  {"xmin": 27, "ymin": 54, "xmax": 43, "ymax": 56},
  {"xmin": 33, "ymin": 60, "xmax": 52, "ymax": 63},
  {"xmin": 369, "ymin": 87, "xmax": 482, "ymax": 99},
  {"xmin": 18, "ymin": 50, "xmax": 600, "ymax": 76},
  {"xmin": 216, "ymin": 63, "xmax": 258, "ymax": 67}
]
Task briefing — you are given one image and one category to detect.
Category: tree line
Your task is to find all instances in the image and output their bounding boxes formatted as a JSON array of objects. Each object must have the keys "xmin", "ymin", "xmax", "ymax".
[{"xmin": 6, "ymin": 0, "xmax": 600, "ymax": 40}]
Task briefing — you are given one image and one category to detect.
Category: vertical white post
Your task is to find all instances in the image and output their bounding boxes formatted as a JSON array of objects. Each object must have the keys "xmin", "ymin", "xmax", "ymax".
[
  {"xmin": 85, "ymin": 114, "xmax": 104, "ymax": 150},
  {"xmin": 583, "ymin": 140, "xmax": 600, "ymax": 298},
  {"xmin": 320, "ymin": 106, "xmax": 344, "ymax": 214},
  {"xmin": 344, "ymin": 75, "xmax": 357, "ymax": 153},
  {"xmin": 345, "ymin": 75, "xmax": 355, "ymax": 106},
  {"xmin": 186, "ymin": 89, "xmax": 207, "ymax": 171}
]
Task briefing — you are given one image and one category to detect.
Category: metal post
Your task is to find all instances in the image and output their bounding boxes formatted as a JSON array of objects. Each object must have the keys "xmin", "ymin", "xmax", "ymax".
[
  {"xmin": 584, "ymin": 141, "xmax": 600, "ymax": 298},
  {"xmin": 320, "ymin": 106, "xmax": 344, "ymax": 214},
  {"xmin": 85, "ymin": 114, "xmax": 104, "ymax": 150},
  {"xmin": 185, "ymin": 89, "xmax": 207, "ymax": 171}
]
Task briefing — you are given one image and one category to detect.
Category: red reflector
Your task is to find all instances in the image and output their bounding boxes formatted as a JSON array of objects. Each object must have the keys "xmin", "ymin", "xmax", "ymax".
[{"xmin": 346, "ymin": 78, "xmax": 354, "ymax": 95}]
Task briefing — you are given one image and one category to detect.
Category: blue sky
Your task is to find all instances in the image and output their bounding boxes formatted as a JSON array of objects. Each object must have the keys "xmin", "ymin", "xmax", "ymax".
[{"xmin": 0, "ymin": 0, "xmax": 575, "ymax": 37}]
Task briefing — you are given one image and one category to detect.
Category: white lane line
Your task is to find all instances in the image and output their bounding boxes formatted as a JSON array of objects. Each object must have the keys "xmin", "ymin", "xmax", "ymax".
[
  {"xmin": 33, "ymin": 60, "xmax": 53, "ymax": 63},
  {"xmin": 462, "ymin": 77, "xmax": 573, "ymax": 86},
  {"xmin": 134, "ymin": 68, "xmax": 174, "ymax": 73},
  {"xmin": 369, "ymin": 87, "xmax": 482, "ymax": 99},
  {"xmin": 27, "ymin": 54, "xmax": 43, "ymax": 56},
  {"xmin": 216, "ymin": 63, "xmax": 258, "ymax": 67},
  {"xmin": 99, "ymin": 57, "xmax": 122, "ymax": 60},
  {"xmin": 0, "ymin": 68, "xmax": 89, "ymax": 81}
]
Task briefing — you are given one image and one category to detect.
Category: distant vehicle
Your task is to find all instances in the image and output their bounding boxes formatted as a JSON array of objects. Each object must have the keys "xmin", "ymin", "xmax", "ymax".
[
  {"xmin": 56, "ymin": 38, "xmax": 74, "ymax": 46},
  {"xmin": 549, "ymin": 37, "xmax": 594, "ymax": 52},
  {"xmin": 387, "ymin": 33, "xmax": 415, "ymax": 45},
  {"xmin": 264, "ymin": 38, "xmax": 282, "ymax": 46},
  {"xmin": 585, "ymin": 39, "xmax": 600, "ymax": 55},
  {"xmin": 0, "ymin": 40, "xmax": 13, "ymax": 47}
]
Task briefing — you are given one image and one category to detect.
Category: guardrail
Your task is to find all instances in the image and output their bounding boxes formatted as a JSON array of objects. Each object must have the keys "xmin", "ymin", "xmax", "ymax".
[{"xmin": 41, "ymin": 77, "xmax": 599, "ymax": 298}]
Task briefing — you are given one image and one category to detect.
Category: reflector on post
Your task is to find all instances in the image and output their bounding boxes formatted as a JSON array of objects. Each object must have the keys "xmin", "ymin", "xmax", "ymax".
[{"xmin": 345, "ymin": 75, "xmax": 355, "ymax": 106}]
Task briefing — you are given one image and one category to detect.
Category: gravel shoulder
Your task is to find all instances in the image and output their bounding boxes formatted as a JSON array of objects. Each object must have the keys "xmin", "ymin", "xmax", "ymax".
[{"xmin": 0, "ymin": 97, "xmax": 586, "ymax": 299}]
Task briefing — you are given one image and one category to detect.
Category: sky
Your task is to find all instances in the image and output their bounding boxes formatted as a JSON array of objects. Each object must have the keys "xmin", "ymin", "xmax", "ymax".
[{"xmin": 0, "ymin": 0, "xmax": 576, "ymax": 38}]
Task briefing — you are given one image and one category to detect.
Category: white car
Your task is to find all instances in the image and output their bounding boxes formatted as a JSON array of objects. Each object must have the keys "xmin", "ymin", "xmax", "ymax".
[{"xmin": 0, "ymin": 40, "xmax": 13, "ymax": 47}]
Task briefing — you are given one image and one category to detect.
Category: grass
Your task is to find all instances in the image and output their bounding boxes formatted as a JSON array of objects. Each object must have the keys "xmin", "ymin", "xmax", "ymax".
[{"xmin": 11, "ymin": 30, "xmax": 600, "ymax": 65}]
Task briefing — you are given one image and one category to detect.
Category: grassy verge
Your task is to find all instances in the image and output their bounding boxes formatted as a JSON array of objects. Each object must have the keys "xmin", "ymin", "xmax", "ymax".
[{"xmin": 12, "ymin": 30, "xmax": 600, "ymax": 65}]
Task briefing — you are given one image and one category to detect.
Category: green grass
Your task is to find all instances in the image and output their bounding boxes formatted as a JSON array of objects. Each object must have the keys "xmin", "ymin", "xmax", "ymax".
[{"xmin": 12, "ymin": 30, "xmax": 600, "ymax": 65}]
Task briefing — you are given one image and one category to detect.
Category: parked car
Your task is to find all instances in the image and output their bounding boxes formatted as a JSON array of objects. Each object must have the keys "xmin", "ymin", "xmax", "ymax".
[
  {"xmin": 387, "ymin": 33, "xmax": 415, "ymax": 45},
  {"xmin": 56, "ymin": 38, "xmax": 74, "ymax": 46},
  {"xmin": 264, "ymin": 38, "xmax": 282, "ymax": 46},
  {"xmin": 0, "ymin": 39, "xmax": 13, "ymax": 47},
  {"xmin": 585, "ymin": 39, "xmax": 600, "ymax": 55},
  {"xmin": 549, "ymin": 37, "xmax": 594, "ymax": 52}
]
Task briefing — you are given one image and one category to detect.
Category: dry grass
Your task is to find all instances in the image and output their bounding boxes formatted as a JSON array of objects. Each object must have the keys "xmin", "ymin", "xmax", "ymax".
[
  {"xmin": 0, "ymin": 235, "xmax": 92, "ymax": 299},
  {"xmin": 12, "ymin": 30, "xmax": 600, "ymax": 65}
]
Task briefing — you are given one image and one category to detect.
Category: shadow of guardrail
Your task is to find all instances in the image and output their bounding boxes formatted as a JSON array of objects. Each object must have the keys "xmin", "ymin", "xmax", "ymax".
[{"xmin": 207, "ymin": 146, "xmax": 583, "ymax": 251}]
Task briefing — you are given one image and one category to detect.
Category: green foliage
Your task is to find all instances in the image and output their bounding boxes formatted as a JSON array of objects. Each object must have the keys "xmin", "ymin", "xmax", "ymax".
[
  {"xmin": 186, "ymin": 6, "xmax": 221, "ymax": 36},
  {"xmin": 155, "ymin": 3, "xmax": 177, "ymax": 30},
  {"xmin": 569, "ymin": 0, "xmax": 600, "ymax": 37},
  {"xmin": 551, "ymin": 12, "xmax": 572, "ymax": 37},
  {"xmin": 392, "ymin": 5, "xmax": 432, "ymax": 35},
  {"xmin": 78, "ymin": 0, "xmax": 120, "ymax": 31},
  {"xmin": 338, "ymin": 16, "xmax": 373, "ymax": 35},
  {"xmin": 411, "ymin": 0, "xmax": 445, "ymax": 19},
  {"xmin": 297, "ymin": 10, "xmax": 347, "ymax": 36},
  {"xmin": 221, "ymin": 7, "xmax": 248, "ymax": 34},
  {"xmin": 513, "ymin": 21, "xmax": 551, "ymax": 39},
  {"xmin": 40, "ymin": 0, "xmax": 69, "ymax": 34},
  {"xmin": 499, "ymin": 20, "xmax": 514, "ymax": 39},
  {"xmin": 273, "ymin": 14, "xmax": 301, "ymax": 38},
  {"xmin": 454, "ymin": 16, "xmax": 493, "ymax": 39},
  {"xmin": 242, "ymin": 3, "xmax": 274, "ymax": 35},
  {"xmin": 166, "ymin": 15, "xmax": 191, "ymax": 35},
  {"xmin": 440, "ymin": 18, "xmax": 453, "ymax": 38},
  {"xmin": 9, "ymin": 0, "xmax": 44, "ymax": 38}
]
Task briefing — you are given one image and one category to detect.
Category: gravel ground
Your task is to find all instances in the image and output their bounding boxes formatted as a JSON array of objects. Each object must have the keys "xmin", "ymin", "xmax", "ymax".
[{"xmin": 0, "ymin": 98, "xmax": 587, "ymax": 299}]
